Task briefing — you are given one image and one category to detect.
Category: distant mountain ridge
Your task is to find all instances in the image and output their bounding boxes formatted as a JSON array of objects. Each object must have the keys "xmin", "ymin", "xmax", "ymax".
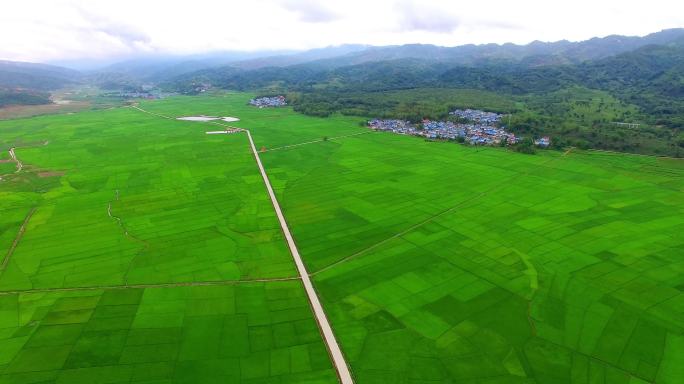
[
  {"xmin": 162, "ymin": 28, "xmax": 684, "ymax": 92},
  {"xmin": 165, "ymin": 36, "xmax": 684, "ymax": 135},
  {"xmin": 0, "ymin": 60, "xmax": 81, "ymax": 90},
  {"xmin": 212, "ymin": 28, "xmax": 684, "ymax": 71},
  {"xmin": 1, "ymin": 28, "xmax": 683, "ymax": 156},
  {"xmin": 227, "ymin": 44, "xmax": 370, "ymax": 70},
  {"xmin": 1, "ymin": 28, "xmax": 683, "ymax": 93}
]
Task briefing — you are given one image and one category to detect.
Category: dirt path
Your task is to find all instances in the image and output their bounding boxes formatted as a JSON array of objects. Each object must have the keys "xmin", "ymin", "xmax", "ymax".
[
  {"xmin": 262, "ymin": 131, "xmax": 372, "ymax": 152},
  {"xmin": 563, "ymin": 146, "xmax": 574, "ymax": 157},
  {"xmin": 313, "ymin": 148, "xmax": 576, "ymax": 276},
  {"xmin": 0, "ymin": 147, "xmax": 23, "ymax": 180},
  {"xmin": 132, "ymin": 105, "xmax": 355, "ymax": 383},
  {"xmin": 8, "ymin": 147, "xmax": 22, "ymax": 172},
  {"xmin": 107, "ymin": 190, "xmax": 152, "ymax": 285},
  {"xmin": 107, "ymin": 190, "xmax": 146, "ymax": 243},
  {"xmin": 587, "ymin": 147, "xmax": 683, "ymax": 160},
  {"xmin": 1, "ymin": 141, "xmax": 50, "ymax": 180},
  {"xmin": 1, "ymin": 207, "xmax": 37, "ymax": 272},
  {"xmin": 0, "ymin": 276, "xmax": 302, "ymax": 296},
  {"xmin": 130, "ymin": 105, "xmax": 173, "ymax": 120}
]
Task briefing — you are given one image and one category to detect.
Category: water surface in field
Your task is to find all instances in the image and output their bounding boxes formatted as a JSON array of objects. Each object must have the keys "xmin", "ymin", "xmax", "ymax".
[{"xmin": 177, "ymin": 116, "xmax": 240, "ymax": 122}]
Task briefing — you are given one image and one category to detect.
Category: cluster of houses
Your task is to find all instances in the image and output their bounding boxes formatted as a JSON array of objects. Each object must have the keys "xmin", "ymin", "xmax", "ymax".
[
  {"xmin": 192, "ymin": 83, "xmax": 211, "ymax": 93},
  {"xmin": 117, "ymin": 90, "xmax": 163, "ymax": 99},
  {"xmin": 249, "ymin": 96, "xmax": 287, "ymax": 108},
  {"xmin": 367, "ymin": 119, "xmax": 417, "ymax": 134},
  {"xmin": 535, "ymin": 137, "xmax": 551, "ymax": 147},
  {"xmin": 368, "ymin": 117, "xmax": 518, "ymax": 146},
  {"xmin": 422, "ymin": 120, "xmax": 517, "ymax": 144},
  {"xmin": 450, "ymin": 109, "xmax": 503, "ymax": 124}
]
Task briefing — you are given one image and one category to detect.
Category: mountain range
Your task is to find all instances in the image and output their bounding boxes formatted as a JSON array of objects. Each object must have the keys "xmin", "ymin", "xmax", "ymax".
[
  {"xmin": 1, "ymin": 28, "xmax": 683, "ymax": 156},
  {"xmin": 2, "ymin": 28, "xmax": 683, "ymax": 91}
]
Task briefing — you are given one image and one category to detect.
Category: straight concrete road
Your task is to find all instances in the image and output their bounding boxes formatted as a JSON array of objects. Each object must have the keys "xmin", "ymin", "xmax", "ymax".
[
  {"xmin": 129, "ymin": 105, "xmax": 354, "ymax": 382},
  {"xmin": 245, "ymin": 130, "xmax": 354, "ymax": 384}
]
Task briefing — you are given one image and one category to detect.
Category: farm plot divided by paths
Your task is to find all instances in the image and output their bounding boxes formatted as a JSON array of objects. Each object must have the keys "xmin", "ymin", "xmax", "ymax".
[
  {"xmin": 2, "ymin": 93, "xmax": 683, "ymax": 384},
  {"xmin": 132, "ymin": 105, "xmax": 354, "ymax": 383},
  {"xmin": 100, "ymin": 96, "xmax": 684, "ymax": 384},
  {"xmin": 0, "ymin": 102, "xmax": 343, "ymax": 383},
  {"xmin": 259, "ymin": 122, "xmax": 684, "ymax": 383}
]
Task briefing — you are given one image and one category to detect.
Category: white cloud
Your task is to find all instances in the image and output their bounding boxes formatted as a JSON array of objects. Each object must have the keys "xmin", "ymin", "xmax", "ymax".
[
  {"xmin": 0, "ymin": 0, "xmax": 683, "ymax": 62},
  {"xmin": 395, "ymin": 1, "xmax": 460, "ymax": 33},
  {"xmin": 277, "ymin": 0, "xmax": 341, "ymax": 23}
]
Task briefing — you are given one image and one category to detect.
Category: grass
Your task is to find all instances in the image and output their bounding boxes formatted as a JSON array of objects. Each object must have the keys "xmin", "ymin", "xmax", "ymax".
[
  {"xmin": 0, "ymin": 282, "xmax": 336, "ymax": 383},
  {"xmin": 0, "ymin": 104, "xmax": 297, "ymax": 290},
  {"xmin": 1, "ymin": 92, "xmax": 683, "ymax": 383},
  {"xmin": 0, "ymin": 86, "xmax": 124, "ymax": 121},
  {"xmin": 249, "ymin": 96, "xmax": 683, "ymax": 382},
  {"xmin": 0, "ymin": 94, "xmax": 339, "ymax": 383},
  {"xmin": 523, "ymin": 86, "xmax": 640, "ymax": 124},
  {"xmin": 514, "ymin": 86, "xmax": 681, "ymax": 155}
]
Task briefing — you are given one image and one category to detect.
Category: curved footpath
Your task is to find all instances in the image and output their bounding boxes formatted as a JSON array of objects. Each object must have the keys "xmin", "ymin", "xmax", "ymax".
[
  {"xmin": 8, "ymin": 147, "xmax": 22, "ymax": 172},
  {"xmin": 131, "ymin": 105, "xmax": 354, "ymax": 383}
]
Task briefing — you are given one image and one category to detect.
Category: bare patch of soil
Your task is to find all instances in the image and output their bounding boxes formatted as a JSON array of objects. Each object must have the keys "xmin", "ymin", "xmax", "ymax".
[{"xmin": 37, "ymin": 171, "xmax": 65, "ymax": 178}]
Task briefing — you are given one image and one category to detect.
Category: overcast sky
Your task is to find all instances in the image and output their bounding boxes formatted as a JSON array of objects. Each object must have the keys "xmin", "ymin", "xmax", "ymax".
[{"xmin": 2, "ymin": 0, "xmax": 683, "ymax": 63}]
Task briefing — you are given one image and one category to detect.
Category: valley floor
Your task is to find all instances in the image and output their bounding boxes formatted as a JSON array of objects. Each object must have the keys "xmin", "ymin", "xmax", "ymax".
[{"xmin": 0, "ymin": 92, "xmax": 682, "ymax": 383}]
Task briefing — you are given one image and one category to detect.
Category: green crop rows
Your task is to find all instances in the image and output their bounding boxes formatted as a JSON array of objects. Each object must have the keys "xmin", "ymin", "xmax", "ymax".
[
  {"xmin": 262, "ymin": 135, "xmax": 684, "ymax": 383},
  {"xmin": 0, "ymin": 282, "xmax": 335, "ymax": 383},
  {"xmin": 1, "ymin": 92, "xmax": 683, "ymax": 383},
  {"xmin": 0, "ymin": 95, "xmax": 339, "ymax": 383}
]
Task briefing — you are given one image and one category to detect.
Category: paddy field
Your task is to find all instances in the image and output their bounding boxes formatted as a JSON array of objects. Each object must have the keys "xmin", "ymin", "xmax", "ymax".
[{"xmin": 1, "ymin": 92, "xmax": 682, "ymax": 383}]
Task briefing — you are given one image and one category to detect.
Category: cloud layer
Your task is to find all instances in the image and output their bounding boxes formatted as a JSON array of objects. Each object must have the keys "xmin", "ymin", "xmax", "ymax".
[
  {"xmin": 278, "ymin": 0, "xmax": 340, "ymax": 23},
  {"xmin": 396, "ymin": 1, "xmax": 460, "ymax": 33},
  {"xmin": 1, "ymin": 0, "xmax": 683, "ymax": 62}
]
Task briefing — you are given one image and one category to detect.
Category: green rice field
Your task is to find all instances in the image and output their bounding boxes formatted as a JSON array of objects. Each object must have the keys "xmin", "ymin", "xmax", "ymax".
[
  {"xmin": 1, "ymin": 92, "xmax": 683, "ymax": 383},
  {"xmin": 0, "ymin": 282, "xmax": 335, "ymax": 383}
]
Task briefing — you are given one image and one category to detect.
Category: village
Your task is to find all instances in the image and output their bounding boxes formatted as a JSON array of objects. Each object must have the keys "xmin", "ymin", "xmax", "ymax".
[
  {"xmin": 249, "ymin": 95, "xmax": 287, "ymax": 108},
  {"xmin": 450, "ymin": 108, "xmax": 502, "ymax": 124},
  {"xmin": 117, "ymin": 90, "xmax": 164, "ymax": 99},
  {"xmin": 368, "ymin": 109, "xmax": 520, "ymax": 146}
]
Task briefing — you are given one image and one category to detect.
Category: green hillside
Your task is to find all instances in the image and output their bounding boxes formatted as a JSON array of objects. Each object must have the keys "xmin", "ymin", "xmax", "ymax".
[
  {"xmin": 165, "ymin": 42, "xmax": 684, "ymax": 156},
  {"xmin": 0, "ymin": 89, "xmax": 51, "ymax": 108}
]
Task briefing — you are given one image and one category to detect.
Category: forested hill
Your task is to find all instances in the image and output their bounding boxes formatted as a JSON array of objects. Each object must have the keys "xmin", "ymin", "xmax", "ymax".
[
  {"xmin": 0, "ymin": 61, "xmax": 81, "ymax": 109},
  {"xmin": 165, "ymin": 39, "xmax": 684, "ymax": 156},
  {"xmin": 0, "ymin": 88, "xmax": 51, "ymax": 108},
  {"xmin": 166, "ymin": 28, "xmax": 684, "ymax": 92},
  {"xmin": 167, "ymin": 41, "xmax": 684, "ymax": 123},
  {"xmin": 221, "ymin": 28, "xmax": 684, "ymax": 70},
  {"xmin": 2, "ymin": 29, "xmax": 683, "ymax": 155},
  {"xmin": 440, "ymin": 42, "xmax": 684, "ymax": 126},
  {"xmin": 0, "ymin": 61, "xmax": 81, "ymax": 90}
]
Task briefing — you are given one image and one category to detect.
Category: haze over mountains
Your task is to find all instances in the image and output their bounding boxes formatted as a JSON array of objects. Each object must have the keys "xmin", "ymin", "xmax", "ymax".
[
  {"xmin": 2, "ymin": 28, "xmax": 684, "ymax": 156},
  {"xmin": 2, "ymin": 28, "xmax": 683, "ymax": 91}
]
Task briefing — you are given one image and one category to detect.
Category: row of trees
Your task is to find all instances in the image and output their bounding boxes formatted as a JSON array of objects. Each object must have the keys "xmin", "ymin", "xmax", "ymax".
[
  {"xmin": 0, "ymin": 88, "xmax": 51, "ymax": 108},
  {"xmin": 166, "ymin": 40, "xmax": 684, "ymax": 156}
]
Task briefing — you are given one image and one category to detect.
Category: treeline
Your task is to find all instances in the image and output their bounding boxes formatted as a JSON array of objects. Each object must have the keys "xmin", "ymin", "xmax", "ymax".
[
  {"xmin": 289, "ymin": 88, "xmax": 517, "ymax": 119},
  {"xmin": 168, "ymin": 42, "xmax": 684, "ymax": 127},
  {"xmin": 166, "ymin": 41, "xmax": 684, "ymax": 156},
  {"xmin": 289, "ymin": 85, "xmax": 682, "ymax": 155},
  {"xmin": 0, "ymin": 89, "xmax": 52, "ymax": 108}
]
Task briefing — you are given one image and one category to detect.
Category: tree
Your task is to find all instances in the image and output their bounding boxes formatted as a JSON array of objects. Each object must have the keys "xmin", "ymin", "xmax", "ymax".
[{"xmin": 513, "ymin": 138, "xmax": 536, "ymax": 154}]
